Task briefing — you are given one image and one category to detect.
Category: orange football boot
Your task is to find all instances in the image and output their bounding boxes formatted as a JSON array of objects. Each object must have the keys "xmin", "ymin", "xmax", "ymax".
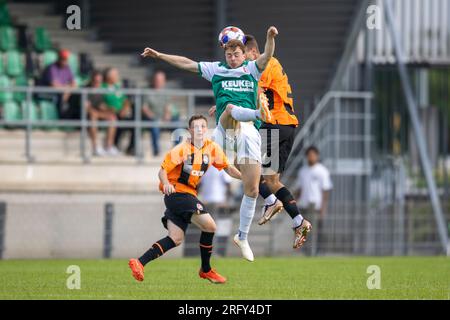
[
  {"xmin": 128, "ymin": 258, "xmax": 144, "ymax": 282},
  {"xmin": 199, "ymin": 268, "xmax": 227, "ymax": 284}
]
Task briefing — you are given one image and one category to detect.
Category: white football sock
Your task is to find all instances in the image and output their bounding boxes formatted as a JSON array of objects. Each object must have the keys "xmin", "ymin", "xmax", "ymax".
[
  {"xmin": 238, "ymin": 194, "xmax": 257, "ymax": 240},
  {"xmin": 230, "ymin": 105, "xmax": 260, "ymax": 122},
  {"xmin": 292, "ymin": 214, "xmax": 304, "ymax": 229},
  {"xmin": 264, "ymin": 194, "xmax": 277, "ymax": 206}
]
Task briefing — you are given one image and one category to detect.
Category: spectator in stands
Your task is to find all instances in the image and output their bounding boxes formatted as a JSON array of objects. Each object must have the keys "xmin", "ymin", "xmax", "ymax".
[
  {"xmin": 86, "ymin": 70, "xmax": 118, "ymax": 156},
  {"xmin": 294, "ymin": 146, "xmax": 332, "ymax": 255},
  {"xmin": 147, "ymin": 70, "xmax": 181, "ymax": 146},
  {"xmin": 126, "ymin": 71, "xmax": 166, "ymax": 156},
  {"xmin": 102, "ymin": 67, "xmax": 131, "ymax": 154},
  {"xmin": 39, "ymin": 49, "xmax": 78, "ymax": 119}
]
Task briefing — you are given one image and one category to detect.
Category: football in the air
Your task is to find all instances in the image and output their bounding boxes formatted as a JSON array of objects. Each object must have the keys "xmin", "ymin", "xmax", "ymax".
[{"xmin": 218, "ymin": 26, "xmax": 246, "ymax": 47}]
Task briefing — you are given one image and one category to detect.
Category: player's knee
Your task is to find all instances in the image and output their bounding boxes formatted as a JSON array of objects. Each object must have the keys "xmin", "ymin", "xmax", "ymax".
[
  {"xmin": 244, "ymin": 186, "xmax": 259, "ymax": 198},
  {"xmin": 169, "ymin": 234, "xmax": 184, "ymax": 246},
  {"xmin": 263, "ymin": 174, "xmax": 279, "ymax": 187},
  {"xmin": 204, "ymin": 220, "xmax": 216, "ymax": 233},
  {"xmin": 225, "ymin": 104, "xmax": 234, "ymax": 113}
]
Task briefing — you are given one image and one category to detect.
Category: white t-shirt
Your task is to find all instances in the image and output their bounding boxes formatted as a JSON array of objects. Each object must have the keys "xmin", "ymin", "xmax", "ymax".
[
  {"xmin": 198, "ymin": 166, "xmax": 232, "ymax": 204},
  {"xmin": 296, "ymin": 163, "xmax": 333, "ymax": 210}
]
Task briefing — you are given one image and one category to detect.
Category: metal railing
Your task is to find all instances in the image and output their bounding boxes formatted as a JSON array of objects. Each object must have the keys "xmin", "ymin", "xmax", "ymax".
[
  {"xmin": 283, "ymin": 91, "xmax": 374, "ymax": 187},
  {"xmin": 0, "ymin": 86, "xmax": 214, "ymax": 163}
]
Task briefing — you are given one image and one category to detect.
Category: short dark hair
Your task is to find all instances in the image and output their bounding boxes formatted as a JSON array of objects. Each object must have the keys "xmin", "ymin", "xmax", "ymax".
[
  {"xmin": 244, "ymin": 34, "xmax": 259, "ymax": 53},
  {"xmin": 224, "ymin": 39, "xmax": 246, "ymax": 53},
  {"xmin": 188, "ymin": 114, "xmax": 208, "ymax": 127},
  {"xmin": 305, "ymin": 145, "xmax": 319, "ymax": 155}
]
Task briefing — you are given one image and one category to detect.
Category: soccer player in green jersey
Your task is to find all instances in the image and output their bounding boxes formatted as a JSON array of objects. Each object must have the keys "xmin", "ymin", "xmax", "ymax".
[{"xmin": 141, "ymin": 26, "xmax": 278, "ymax": 262}]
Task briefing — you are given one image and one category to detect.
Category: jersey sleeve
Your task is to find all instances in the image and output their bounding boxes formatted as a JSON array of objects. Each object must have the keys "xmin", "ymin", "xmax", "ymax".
[
  {"xmin": 160, "ymin": 145, "xmax": 184, "ymax": 173},
  {"xmin": 247, "ymin": 60, "xmax": 264, "ymax": 81},
  {"xmin": 211, "ymin": 143, "xmax": 230, "ymax": 171},
  {"xmin": 198, "ymin": 61, "xmax": 218, "ymax": 82},
  {"xmin": 320, "ymin": 167, "xmax": 333, "ymax": 191}
]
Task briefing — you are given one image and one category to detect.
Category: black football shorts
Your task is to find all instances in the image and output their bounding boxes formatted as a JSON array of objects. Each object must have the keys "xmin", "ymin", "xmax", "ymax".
[{"xmin": 161, "ymin": 192, "xmax": 209, "ymax": 233}]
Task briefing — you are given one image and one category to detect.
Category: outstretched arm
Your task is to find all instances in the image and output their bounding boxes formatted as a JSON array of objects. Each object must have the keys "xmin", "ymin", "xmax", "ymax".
[
  {"xmin": 141, "ymin": 47, "xmax": 198, "ymax": 73},
  {"xmin": 256, "ymin": 26, "xmax": 278, "ymax": 71}
]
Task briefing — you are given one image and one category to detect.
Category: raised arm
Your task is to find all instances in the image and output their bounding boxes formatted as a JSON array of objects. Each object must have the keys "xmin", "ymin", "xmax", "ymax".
[
  {"xmin": 141, "ymin": 47, "xmax": 198, "ymax": 73},
  {"xmin": 256, "ymin": 26, "xmax": 278, "ymax": 71}
]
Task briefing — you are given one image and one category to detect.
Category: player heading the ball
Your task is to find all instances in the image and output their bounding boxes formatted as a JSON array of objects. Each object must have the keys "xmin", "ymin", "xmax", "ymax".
[{"xmin": 141, "ymin": 26, "xmax": 278, "ymax": 262}]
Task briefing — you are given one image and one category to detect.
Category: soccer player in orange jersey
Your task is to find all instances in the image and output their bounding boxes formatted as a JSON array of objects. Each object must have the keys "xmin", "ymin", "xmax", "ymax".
[
  {"xmin": 209, "ymin": 32, "xmax": 312, "ymax": 248},
  {"xmin": 128, "ymin": 115, "xmax": 241, "ymax": 284},
  {"xmin": 244, "ymin": 34, "xmax": 311, "ymax": 248}
]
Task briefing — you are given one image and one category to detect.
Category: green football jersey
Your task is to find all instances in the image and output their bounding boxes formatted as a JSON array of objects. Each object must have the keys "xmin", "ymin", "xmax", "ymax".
[{"xmin": 198, "ymin": 60, "xmax": 263, "ymax": 129}]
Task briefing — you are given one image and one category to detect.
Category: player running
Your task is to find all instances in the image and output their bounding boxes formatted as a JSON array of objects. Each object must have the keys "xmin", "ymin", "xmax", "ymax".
[
  {"xmin": 128, "ymin": 115, "xmax": 241, "ymax": 284},
  {"xmin": 209, "ymin": 32, "xmax": 312, "ymax": 249},
  {"xmin": 141, "ymin": 26, "xmax": 279, "ymax": 262}
]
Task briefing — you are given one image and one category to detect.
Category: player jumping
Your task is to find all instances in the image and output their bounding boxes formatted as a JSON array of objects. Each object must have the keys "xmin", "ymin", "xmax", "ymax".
[
  {"xmin": 244, "ymin": 34, "xmax": 311, "ymax": 248},
  {"xmin": 128, "ymin": 115, "xmax": 241, "ymax": 284},
  {"xmin": 141, "ymin": 26, "xmax": 278, "ymax": 262},
  {"xmin": 209, "ymin": 32, "xmax": 312, "ymax": 249}
]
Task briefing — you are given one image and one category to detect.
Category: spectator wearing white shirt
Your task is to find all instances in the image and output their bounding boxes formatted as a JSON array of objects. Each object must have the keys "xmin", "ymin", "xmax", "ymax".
[
  {"xmin": 294, "ymin": 146, "xmax": 332, "ymax": 255},
  {"xmin": 199, "ymin": 166, "xmax": 232, "ymax": 205}
]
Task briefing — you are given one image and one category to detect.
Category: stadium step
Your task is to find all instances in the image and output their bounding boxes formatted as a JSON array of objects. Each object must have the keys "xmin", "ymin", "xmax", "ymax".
[{"xmin": 7, "ymin": 2, "xmax": 149, "ymax": 87}]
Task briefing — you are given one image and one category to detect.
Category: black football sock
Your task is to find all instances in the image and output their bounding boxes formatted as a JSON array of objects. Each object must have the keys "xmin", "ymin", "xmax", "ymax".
[
  {"xmin": 138, "ymin": 236, "xmax": 176, "ymax": 266},
  {"xmin": 199, "ymin": 232, "xmax": 214, "ymax": 273},
  {"xmin": 259, "ymin": 179, "xmax": 273, "ymax": 199},
  {"xmin": 275, "ymin": 187, "xmax": 303, "ymax": 220}
]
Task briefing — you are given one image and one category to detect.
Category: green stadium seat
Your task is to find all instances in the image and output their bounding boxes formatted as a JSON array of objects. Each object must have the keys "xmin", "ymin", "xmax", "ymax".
[
  {"xmin": 39, "ymin": 100, "xmax": 58, "ymax": 121},
  {"xmin": 0, "ymin": 74, "xmax": 12, "ymax": 103},
  {"xmin": 0, "ymin": 26, "xmax": 17, "ymax": 51},
  {"xmin": 13, "ymin": 75, "xmax": 28, "ymax": 102},
  {"xmin": 34, "ymin": 27, "xmax": 52, "ymax": 52},
  {"xmin": 21, "ymin": 100, "xmax": 38, "ymax": 122},
  {"xmin": 68, "ymin": 53, "xmax": 79, "ymax": 76},
  {"xmin": 5, "ymin": 50, "xmax": 24, "ymax": 77},
  {"xmin": 0, "ymin": 1, "xmax": 11, "ymax": 27},
  {"xmin": 2, "ymin": 100, "xmax": 21, "ymax": 121},
  {"xmin": 0, "ymin": 52, "xmax": 4, "ymax": 74},
  {"xmin": 42, "ymin": 50, "xmax": 57, "ymax": 68}
]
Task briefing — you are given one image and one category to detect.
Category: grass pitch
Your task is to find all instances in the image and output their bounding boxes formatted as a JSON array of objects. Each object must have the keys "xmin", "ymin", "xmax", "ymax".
[{"xmin": 0, "ymin": 257, "xmax": 448, "ymax": 299}]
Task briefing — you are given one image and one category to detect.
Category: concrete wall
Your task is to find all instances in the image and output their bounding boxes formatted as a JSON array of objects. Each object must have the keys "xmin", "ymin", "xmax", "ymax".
[{"xmin": 0, "ymin": 192, "xmax": 182, "ymax": 259}]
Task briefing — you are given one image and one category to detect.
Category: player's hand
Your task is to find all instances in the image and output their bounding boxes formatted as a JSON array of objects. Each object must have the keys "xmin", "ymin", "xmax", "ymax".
[
  {"xmin": 208, "ymin": 105, "xmax": 216, "ymax": 117},
  {"xmin": 267, "ymin": 26, "xmax": 278, "ymax": 38},
  {"xmin": 141, "ymin": 47, "xmax": 160, "ymax": 58},
  {"xmin": 163, "ymin": 183, "xmax": 176, "ymax": 195}
]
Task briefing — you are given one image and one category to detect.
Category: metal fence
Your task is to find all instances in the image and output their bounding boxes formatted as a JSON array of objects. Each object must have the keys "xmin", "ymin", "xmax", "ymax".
[
  {"xmin": 357, "ymin": 0, "xmax": 450, "ymax": 64},
  {"xmin": 0, "ymin": 86, "xmax": 214, "ymax": 163}
]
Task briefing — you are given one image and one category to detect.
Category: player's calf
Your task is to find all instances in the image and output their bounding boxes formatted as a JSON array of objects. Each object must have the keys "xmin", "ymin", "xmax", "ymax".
[{"xmin": 128, "ymin": 235, "xmax": 178, "ymax": 282}]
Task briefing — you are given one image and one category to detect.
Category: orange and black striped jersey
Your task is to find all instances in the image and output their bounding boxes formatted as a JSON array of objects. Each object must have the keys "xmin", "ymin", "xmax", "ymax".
[
  {"xmin": 259, "ymin": 57, "xmax": 299, "ymax": 126},
  {"xmin": 160, "ymin": 139, "xmax": 229, "ymax": 197}
]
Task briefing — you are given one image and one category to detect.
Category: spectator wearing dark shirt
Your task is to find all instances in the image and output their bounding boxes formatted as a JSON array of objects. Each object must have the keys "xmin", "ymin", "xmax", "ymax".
[{"xmin": 127, "ymin": 71, "xmax": 166, "ymax": 156}]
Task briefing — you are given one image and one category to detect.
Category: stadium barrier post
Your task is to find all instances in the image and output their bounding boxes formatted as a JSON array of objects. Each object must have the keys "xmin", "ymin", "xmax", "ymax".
[
  {"xmin": 81, "ymin": 90, "xmax": 89, "ymax": 163},
  {"xmin": 25, "ymin": 87, "xmax": 34, "ymax": 163},
  {"xmin": 103, "ymin": 202, "xmax": 114, "ymax": 259},
  {"xmin": 188, "ymin": 93, "xmax": 195, "ymax": 121},
  {"xmin": 134, "ymin": 89, "xmax": 143, "ymax": 163},
  {"xmin": 0, "ymin": 202, "xmax": 5, "ymax": 260}
]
